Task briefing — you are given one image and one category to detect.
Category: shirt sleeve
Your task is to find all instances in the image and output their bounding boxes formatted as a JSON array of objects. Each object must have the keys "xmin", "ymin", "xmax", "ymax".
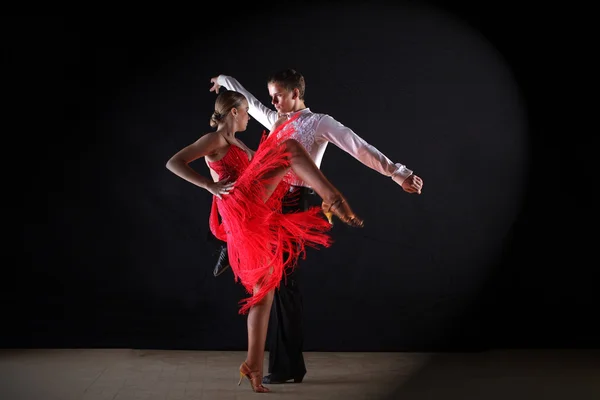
[
  {"xmin": 216, "ymin": 75, "xmax": 278, "ymax": 130},
  {"xmin": 318, "ymin": 115, "xmax": 414, "ymax": 185}
]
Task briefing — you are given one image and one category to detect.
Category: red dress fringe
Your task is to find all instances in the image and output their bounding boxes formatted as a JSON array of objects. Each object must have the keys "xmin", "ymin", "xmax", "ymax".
[{"xmin": 207, "ymin": 115, "xmax": 333, "ymax": 314}]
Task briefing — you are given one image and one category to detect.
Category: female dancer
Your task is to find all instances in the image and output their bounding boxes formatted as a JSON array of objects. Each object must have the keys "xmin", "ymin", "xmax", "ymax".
[{"xmin": 166, "ymin": 90, "xmax": 363, "ymax": 392}]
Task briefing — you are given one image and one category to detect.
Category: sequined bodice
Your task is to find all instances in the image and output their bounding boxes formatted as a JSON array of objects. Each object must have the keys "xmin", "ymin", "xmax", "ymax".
[{"xmin": 207, "ymin": 145, "xmax": 251, "ymax": 181}]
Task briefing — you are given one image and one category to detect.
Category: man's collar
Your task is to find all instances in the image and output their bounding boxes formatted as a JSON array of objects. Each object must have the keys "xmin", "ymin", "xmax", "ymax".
[{"xmin": 292, "ymin": 108, "xmax": 311, "ymax": 115}]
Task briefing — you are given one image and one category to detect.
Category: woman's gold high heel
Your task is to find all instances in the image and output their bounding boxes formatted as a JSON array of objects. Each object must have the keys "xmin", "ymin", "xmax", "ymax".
[
  {"xmin": 322, "ymin": 197, "xmax": 364, "ymax": 228},
  {"xmin": 238, "ymin": 361, "xmax": 270, "ymax": 393}
]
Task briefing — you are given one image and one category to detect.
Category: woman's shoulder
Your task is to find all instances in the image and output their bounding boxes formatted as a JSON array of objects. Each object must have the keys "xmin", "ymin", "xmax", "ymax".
[
  {"xmin": 202, "ymin": 130, "xmax": 225, "ymax": 141},
  {"xmin": 203, "ymin": 130, "xmax": 230, "ymax": 162}
]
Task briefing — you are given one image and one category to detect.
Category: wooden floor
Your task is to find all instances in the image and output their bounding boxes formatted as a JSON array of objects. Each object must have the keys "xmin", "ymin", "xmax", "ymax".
[{"xmin": 1, "ymin": 348, "xmax": 598, "ymax": 399}]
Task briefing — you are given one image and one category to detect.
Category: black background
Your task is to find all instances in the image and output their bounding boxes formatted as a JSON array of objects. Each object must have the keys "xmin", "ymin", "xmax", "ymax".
[{"xmin": 9, "ymin": 2, "xmax": 596, "ymax": 352}]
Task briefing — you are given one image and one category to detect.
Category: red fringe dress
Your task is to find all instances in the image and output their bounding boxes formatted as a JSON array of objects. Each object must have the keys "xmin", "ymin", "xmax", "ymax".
[{"xmin": 207, "ymin": 116, "xmax": 333, "ymax": 314}]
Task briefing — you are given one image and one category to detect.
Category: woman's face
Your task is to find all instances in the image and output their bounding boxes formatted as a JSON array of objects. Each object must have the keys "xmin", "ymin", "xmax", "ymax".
[{"xmin": 235, "ymin": 99, "xmax": 251, "ymax": 132}]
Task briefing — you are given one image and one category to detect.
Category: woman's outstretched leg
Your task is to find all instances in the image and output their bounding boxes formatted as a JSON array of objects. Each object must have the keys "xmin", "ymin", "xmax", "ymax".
[{"xmin": 259, "ymin": 139, "xmax": 364, "ymax": 227}]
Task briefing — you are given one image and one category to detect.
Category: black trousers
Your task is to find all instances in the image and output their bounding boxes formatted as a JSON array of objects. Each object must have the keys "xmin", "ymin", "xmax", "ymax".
[{"xmin": 267, "ymin": 186, "xmax": 317, "ymax": 379}]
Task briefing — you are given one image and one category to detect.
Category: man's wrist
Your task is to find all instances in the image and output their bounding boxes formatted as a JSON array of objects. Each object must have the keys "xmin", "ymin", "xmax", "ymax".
[
  {"xmin": 391, "ymin": 163, "xmax": 413, "ymax": 186},
  {"xmin": 216, "ymin": 75, "xmax": 227, "ymax": 87}
]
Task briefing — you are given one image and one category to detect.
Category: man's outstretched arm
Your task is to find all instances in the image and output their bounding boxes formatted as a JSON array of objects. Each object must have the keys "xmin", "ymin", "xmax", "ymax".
[{"xmin": 319, "ymin": 116, "xmax": 423, "ymax": 194}]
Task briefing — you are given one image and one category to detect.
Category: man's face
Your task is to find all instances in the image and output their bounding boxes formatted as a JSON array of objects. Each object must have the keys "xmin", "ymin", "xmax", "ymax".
[{"xmin": 268, "ymin": 82, "xmax": 295, "ymax": 113}]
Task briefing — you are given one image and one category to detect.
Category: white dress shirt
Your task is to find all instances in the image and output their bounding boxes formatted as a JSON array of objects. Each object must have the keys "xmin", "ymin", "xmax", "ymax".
[{"xmin": 217, "ymin": 75, "xmax": 413, "ymax": 188}]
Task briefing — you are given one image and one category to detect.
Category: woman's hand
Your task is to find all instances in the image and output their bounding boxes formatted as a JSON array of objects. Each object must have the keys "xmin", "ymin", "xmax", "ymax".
[
  {"xmin": 271, "ymin": 113, "xmax": 290, "ymax": 131},
  {"xmin": 207, "ymin": 177, "xmax": 235, "ymax": 199}
]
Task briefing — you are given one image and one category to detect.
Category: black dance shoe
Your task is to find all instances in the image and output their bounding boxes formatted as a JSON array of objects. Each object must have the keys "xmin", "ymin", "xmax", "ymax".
[{"xmin": 212, "ymin": 245, "xmax": 230, "ymax": 277}]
